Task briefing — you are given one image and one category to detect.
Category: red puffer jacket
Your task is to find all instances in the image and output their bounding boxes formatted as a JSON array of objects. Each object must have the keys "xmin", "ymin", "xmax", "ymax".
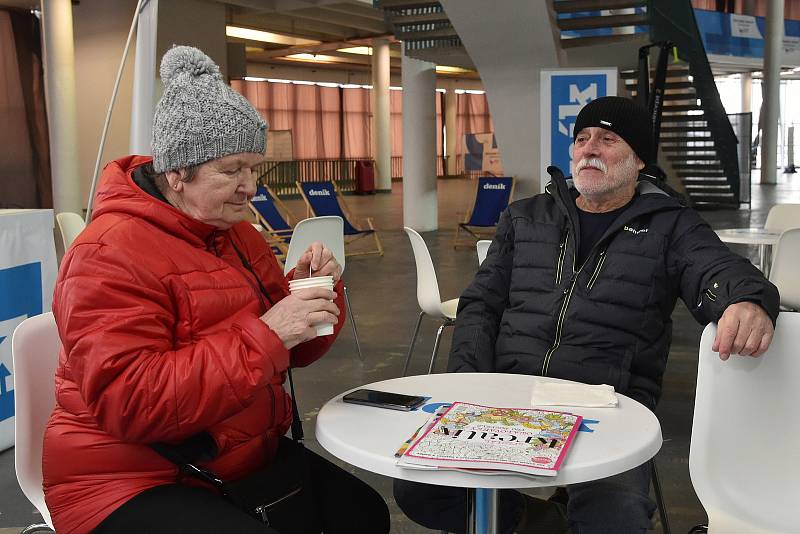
[{"xmin": 42, "ymin": 155, "xmax": 345, "ymax": 534}]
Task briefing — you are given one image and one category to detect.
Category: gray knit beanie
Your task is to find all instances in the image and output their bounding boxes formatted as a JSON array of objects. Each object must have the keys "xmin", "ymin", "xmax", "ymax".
[{"xmin": 151, "ymin": 45, "xmax": 267, "ymax": 173}]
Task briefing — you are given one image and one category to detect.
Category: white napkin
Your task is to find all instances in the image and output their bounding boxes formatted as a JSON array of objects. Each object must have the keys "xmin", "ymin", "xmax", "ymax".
[{"xmin": 531, "ymin": 382, "xmax": 618, "ymax": 408}]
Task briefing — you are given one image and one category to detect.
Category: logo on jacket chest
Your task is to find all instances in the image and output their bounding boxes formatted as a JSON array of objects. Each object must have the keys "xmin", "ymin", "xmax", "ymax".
[{"xmin": 623, "ymin": 225, "xmax": 648, "ymax": 236}]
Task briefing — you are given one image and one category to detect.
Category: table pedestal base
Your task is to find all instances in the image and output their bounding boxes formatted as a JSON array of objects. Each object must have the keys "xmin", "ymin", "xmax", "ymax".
[{"xmin": 468, "ymin": 488, "xmax": 499, "ymax": 534}]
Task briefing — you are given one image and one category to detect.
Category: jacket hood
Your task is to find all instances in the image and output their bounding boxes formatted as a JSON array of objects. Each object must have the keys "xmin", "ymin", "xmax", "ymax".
[{"xmin": 92, "ymin": 155, "xmax": 219, "ymax": 245}]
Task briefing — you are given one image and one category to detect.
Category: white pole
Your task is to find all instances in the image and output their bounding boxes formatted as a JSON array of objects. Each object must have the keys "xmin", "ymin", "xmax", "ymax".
[
  {"xmin": 130, "ymin": 0, "xmax": 158, "ymax": 155},
  {"xmin": 372, "ymin": 38, "xmax": 392, "ymax": 192},
  {"xmin": 761, "ymin": 0, "xmax": 783, "ymax": 185},
  {"xmin": 85, "ymin": 0, "xmax": 145, "ymax": 223},
  {"xmin": 445, "ymin": 83, "xmax": 458, "ymax": 176},
  {"xmin": 402, "ymin": 44, "xmax": 438, "ymax": 231},
  {"xmin": 41, "ymin": 0, "xmax": 82, "ymax": 215}
]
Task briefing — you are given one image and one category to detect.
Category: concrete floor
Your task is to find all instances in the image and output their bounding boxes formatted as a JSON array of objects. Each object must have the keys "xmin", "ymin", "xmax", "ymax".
[{"xmin": 1, "ymin": 172, "xmax": 798, "ymax": 533}]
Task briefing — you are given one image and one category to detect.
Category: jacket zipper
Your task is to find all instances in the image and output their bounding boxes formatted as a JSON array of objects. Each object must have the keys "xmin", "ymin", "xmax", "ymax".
[
  {"xmin": 586, "ymin": 249, "xmax": 607, "ymax": 291},
  {"xmin": 541, "ymin": 244, "xmax": 598, "ymax": 376},
  {"xmin": 555, "ymin": 228, "xmax": 569, "ymax": 284}
]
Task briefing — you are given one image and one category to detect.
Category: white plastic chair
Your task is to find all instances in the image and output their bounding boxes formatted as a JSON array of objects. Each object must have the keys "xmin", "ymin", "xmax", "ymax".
[
  {"xmin": 476, "ymin": 240, "xmax": 491, "ymax": 266},
  {"xmin": 402, "ymin": 227, "xmax": 459, "ymax": 376},
  {"xmin": 12, "ymin": 312, "xmax": 59, "ymax": 533},
  {"xmin": 283, "ymin": 216, "xmax": 363, "ymax": 361},
  {"xmin": 764, "ymin": 203, "xmax": 800, "ymax": 233},
  {"xmin": 689, "ymin": 313, "xmax": 800, "ymax": 533},
  {"xmin": 56, "ymin": 212, "xmax": 86, "ymax": 249},
  {"xmin": 769, "ymin": 227, "xmax": 800, "ymax": 311}
]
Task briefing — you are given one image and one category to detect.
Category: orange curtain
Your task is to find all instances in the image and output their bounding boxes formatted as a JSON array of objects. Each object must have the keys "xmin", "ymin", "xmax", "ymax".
[
  {"xmin": 0, "ymin": 9, "xmax": 51, "ymax": 209},
  {"xmin": 342, "ymin": 87, "xmax": 371, "ymax": 158}
]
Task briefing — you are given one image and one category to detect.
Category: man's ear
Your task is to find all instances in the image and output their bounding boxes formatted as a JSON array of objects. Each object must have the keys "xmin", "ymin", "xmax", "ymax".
[
  {"xmin": 636, "ymin": 157, "xmax": 645, "ymax": 172},
  {"xmin": 164, "ymin": 170, "xmax": 184, "ymax": 191}
]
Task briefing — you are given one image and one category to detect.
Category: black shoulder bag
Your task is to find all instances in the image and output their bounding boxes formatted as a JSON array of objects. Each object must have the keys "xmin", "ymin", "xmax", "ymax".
[
  {"xmin": 152, "ymin": 371, "xmax": 308, "ymax": 526},
  {"xmin": 153, "ymin": 239, "xmax": 309, "ymax": 526}
]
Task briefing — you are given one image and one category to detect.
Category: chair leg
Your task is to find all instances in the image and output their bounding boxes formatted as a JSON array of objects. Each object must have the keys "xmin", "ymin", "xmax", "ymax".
[
  {"xmin": 650, "ymin": 458, "xmax": 671, "ymax": 534},
  {"xmin": 403, "ymin": 312, "xmax": 425, "ymax": 376},
  {"xmin": 20, "ymin": 524, "xmax": 54, "ymax": 534},
  {"xmin": 343, "ymin": 286, "xmax": 364, "ymax": 362},
  {"xmin": 427, "ymin": 320, "xmax": 454, "ymax": 375}
]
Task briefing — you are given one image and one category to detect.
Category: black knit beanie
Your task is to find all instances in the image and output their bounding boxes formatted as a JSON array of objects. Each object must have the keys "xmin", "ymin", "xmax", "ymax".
[{"xmin": 573, "ymin": 96, "xmax": 654, "ymax": 165}]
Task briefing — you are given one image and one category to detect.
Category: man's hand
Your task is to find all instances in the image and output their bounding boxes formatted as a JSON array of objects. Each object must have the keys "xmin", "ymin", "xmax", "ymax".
[
  {"xmin": 292, "ymin": 241, "xmax": 342, "ymax": 282},
  {"xmin": 260, "ymin": 287, "xmax": 340, "ymax": 350},
  {"xmin": 712, "ymin": 301, "xmax": 774, "ymax": 361}
]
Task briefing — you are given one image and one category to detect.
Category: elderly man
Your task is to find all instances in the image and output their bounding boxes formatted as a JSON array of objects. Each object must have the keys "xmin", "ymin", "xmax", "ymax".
[{"xmin": 394, "ymin": 96, "xmax": 779, "ymax": 534}]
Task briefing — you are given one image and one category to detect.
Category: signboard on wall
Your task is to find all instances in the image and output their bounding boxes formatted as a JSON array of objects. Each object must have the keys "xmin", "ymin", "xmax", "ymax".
[
  {"xmin": 695, "ymin": 9, "xmax": 800, "ymax": 63},
  {"xmin": 266, "ymin": 130, "xmax": 293, "ymax": 161},
  {"xmin": 539, "ymin": 68, "xmax": 618, "ymax": 192},
  {"xmin": 464, "ymin": 133, "xmax": 503, "ymax": 175}
]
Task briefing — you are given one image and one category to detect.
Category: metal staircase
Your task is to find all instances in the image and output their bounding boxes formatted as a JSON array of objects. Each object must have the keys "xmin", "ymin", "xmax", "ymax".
[
  {"xmin": 374, "ymin": 0, "xmax": 472, "ymax": 68},
  {"xmin": 376, "ymin": 0, "xmax": 745, "ymax": 207}
]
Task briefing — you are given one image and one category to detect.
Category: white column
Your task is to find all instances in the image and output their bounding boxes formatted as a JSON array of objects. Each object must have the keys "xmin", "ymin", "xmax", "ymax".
[
  {"xmin": 445, "ymin": 85, "xmax": 458, "ymax": 176},
  {"xmin": 130, "ymin": 0, "xmax": 158, "ymax": 154},
  {"xmin": 741, "ymin": 71, "xmax": 752, "ymax": 114},
  {"xmin": 402, "ymin": 46, "xmax": 438, "ymax": 231},
  {"xmin": 761, "ymin": 0, "xmax": 783, "ymax": 184},
  {"xmin": 41, "ymin": 0, "xmax": 82, "ymax": 215},
  {"xmin": 371, "ymin": 38, "xmax": 392, "ymax": 192}
]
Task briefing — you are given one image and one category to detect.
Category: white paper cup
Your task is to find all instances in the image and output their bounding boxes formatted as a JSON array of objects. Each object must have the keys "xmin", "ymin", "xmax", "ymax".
[{"xmin": 288, "ymin": 276, "xmax": 335, "ymax": 336}]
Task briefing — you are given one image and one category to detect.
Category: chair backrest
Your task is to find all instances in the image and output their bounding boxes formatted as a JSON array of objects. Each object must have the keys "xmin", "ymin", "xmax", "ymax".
[
  {"xmin": 769, "ymin": 227, "xmax": 800, "ymax": 310},
  {"xmin": 250, "ymin": 185, "xmax": 292, "ymax": 235},
  {"xmin": 465, "ymin": 176, "xmax": 514, "ymax": 227},
  {"xmin": 476, "ymin": 240, "xmax": 492, "ymax": 265},
  {"xmin": 764, "ymin": 203, "xmax": 800, "ymax": 232},
  {"xmin": 283, "ymin": 216, "xmax": 345, "ymax": 276},
  {"xmin": 297, "ymin": 181, "xmax": 361, "ymax": 235},
  {"xmin": 689, "ymin": 313, "xmax": 800, "ymax": 533},
  {"xmin": 56, "ymin": 212, "xmax": 86, "ymax": 249},
  {"xmin": 404, "ymin": 227, "xmax": 446, "ymax": 317},
  {"xmin": 12, "ymin": 312, "xmax": 59, "ymax": 528}
]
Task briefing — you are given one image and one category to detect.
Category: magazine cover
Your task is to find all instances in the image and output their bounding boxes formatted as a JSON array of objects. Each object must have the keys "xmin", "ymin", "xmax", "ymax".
[{"xmin": 398, "ymin": 402, "xmax": 582, "ymax": 476}]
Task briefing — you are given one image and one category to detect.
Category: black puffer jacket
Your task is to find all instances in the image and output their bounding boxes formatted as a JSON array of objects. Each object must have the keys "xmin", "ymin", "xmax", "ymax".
[{"xmin": 448, "ymin": 168, "xmax": 779, "ymax": 409}]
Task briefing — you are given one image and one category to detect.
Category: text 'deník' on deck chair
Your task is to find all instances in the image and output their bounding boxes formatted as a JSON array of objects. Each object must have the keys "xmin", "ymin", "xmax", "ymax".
[
  {"xmin": 454, "ymin": 176, "xmax": 515, "ymax": 248},
  {"xmin": 296, "ymin": 181, "xmax": 384, "ymax": 257},
  {"xmin": 249, "ymin": 184, "xmax": 296, "ymax": 261}
]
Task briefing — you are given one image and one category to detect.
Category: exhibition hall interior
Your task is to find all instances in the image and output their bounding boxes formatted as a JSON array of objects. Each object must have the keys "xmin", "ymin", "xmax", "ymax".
[{"xmin": 1, "ymin": 0, "xmax": 799, "ymax": 533}]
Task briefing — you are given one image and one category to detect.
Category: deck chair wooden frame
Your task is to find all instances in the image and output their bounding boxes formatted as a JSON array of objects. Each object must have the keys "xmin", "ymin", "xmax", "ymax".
[
  {"xmin": 454, "ymin": 176, "xmax": 516, "ymax": 248},
  {"xmin": 248, "ymin": 184, "xmax": 297, "ymax": 259},
  {"xmin": 296, "ymin": 180, "xmax": 384, "ymax": 258}
]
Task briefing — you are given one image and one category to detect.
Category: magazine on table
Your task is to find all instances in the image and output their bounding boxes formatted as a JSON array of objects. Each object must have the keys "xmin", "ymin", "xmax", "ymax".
[{"xmin": 396, "ymin": 402, "xmax": 582, "ymax": 477}]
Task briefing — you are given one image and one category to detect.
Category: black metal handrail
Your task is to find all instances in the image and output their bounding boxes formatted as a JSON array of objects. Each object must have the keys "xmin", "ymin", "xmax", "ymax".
[{"xmin": 648, "ymin": 0, "xmax": 741, "ymax": 201}]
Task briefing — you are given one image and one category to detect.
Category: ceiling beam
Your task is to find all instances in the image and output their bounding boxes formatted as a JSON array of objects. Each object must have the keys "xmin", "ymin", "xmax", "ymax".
[
  {"xmin": 320, "ymin": 3, "xmax": 387, "ymax": 21},
  {"xmin": 289, "ymin": 6, "xmax": 387, "ymax": 33}
]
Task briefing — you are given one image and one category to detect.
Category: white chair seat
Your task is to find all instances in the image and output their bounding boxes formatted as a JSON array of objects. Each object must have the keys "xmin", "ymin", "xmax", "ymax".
[{"xmin": 440, "ymin": 298, "xmax": 459, "ymax": 320}]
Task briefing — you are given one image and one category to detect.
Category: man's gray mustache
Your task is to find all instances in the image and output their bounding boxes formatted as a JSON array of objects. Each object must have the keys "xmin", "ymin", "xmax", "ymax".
[{"xmin": 575, "ymin": 158, "xmax": 607, "ymax": 173}]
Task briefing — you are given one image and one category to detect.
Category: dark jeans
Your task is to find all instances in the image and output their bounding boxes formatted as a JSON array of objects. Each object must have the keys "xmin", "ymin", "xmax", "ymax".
[
  {"xmin": 93, "ymin": 439, "xmax": 390, "ymax": 534},
  {"xmin": 394, "ymin": 462, "xmax": 655, "ymax": 534}
]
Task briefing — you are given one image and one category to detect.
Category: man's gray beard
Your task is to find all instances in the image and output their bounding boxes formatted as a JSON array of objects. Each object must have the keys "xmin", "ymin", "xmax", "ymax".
[{"xmin": 572, "ymin": 153, "xmax": 640, "ymax": 198}]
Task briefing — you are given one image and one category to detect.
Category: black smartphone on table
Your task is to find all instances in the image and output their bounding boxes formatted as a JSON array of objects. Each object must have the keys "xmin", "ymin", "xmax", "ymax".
[{"xmin": 342, "ymin": 389, "xmax": 426, "ymax": 411}]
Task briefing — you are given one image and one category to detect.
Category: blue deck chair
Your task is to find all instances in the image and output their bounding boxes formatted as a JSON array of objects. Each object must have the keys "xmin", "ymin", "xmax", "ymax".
[
  {"xmin": 249, "ymin": 185, "xmax": 296, "ymax": 259},
  {"xmin": 454, "ymin": 176, "xmax": 515, "ymax": 247},
  {"xmin": 296, "ymin": 181, "xmax": 384, "ymax": 257}
]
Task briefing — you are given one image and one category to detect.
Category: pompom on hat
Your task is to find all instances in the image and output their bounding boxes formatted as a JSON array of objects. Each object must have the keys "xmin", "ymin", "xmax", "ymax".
[
  {"xmin": 573, "ymin": 96, "xmax": 654, "ymax": 165},
  {"xmin": 151, "ymin": 45, "xmax": 267, "ymax": 173}
]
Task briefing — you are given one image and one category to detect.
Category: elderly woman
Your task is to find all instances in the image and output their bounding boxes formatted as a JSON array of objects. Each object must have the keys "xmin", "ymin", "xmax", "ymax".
[{"xmin": 41, "ymin": 46, "xmax": 389, "ymax": 534}]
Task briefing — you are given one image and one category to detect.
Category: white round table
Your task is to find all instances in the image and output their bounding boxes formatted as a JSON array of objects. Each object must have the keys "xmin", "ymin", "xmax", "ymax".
[
  {"xmin": 715, "ymin": 228, "xmax": 781, "ymax": 276},
  {"xmin": 316, "ymin": 373, "xmax": 662, "ymax": 533}
]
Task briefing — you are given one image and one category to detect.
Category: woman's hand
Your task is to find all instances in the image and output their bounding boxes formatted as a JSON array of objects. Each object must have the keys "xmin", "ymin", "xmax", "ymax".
[
  {"xmin": 292, "ymin": 241, "xmax": 342, "ymax": 282},
  {"xmin": 260, "ymin": 287, "xmax": 340, "ymax": 350}
]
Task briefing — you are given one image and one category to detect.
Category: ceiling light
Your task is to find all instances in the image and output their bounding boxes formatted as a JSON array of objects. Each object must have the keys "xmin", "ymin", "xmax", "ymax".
[
  {"xmin": 285, "ymin": 53, "xmax": 341, "ymax": 63},
  {"xmin": 226, "ymin": 26, "xmax": 320, "ymax": 46},
  {"xmin": 244, "ymin": 76, "xmax": 267, "ymax": 82},
  {"xmin": 338, "ymin": 46, "xmax": 372, "ymax": 55},
  {"xmin": 436, "ymin": 65, "xmax": 473, "ymax": 74}
]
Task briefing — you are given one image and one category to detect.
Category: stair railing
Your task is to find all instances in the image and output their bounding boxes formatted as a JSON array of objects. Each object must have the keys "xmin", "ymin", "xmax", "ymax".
[{"xmin": 647, "ymin": 0, "xmax": 741, "ymax": 202}]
